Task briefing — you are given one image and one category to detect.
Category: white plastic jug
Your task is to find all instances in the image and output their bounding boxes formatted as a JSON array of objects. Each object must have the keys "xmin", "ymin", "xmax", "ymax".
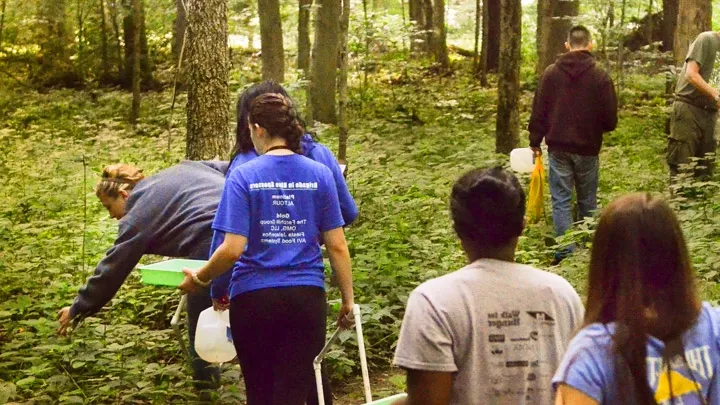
[
  {"xmin": 194, "ymin": 308, "xmax": 236, "ymax": 363},
  {"xmin": 510, "ymin": 147, "xmax": 536, "ymax": 173}
]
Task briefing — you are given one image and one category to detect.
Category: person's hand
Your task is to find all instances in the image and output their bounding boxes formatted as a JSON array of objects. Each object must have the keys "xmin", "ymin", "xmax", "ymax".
[
  {"xmin": 178, "ymin": 268, "xmax": 202, "ymax": 295},
  {"xmin": 337, "ymin": 302, "xmax": 354, "ymax": 329},
  {"xmin": 212, "ymin": 296, "xmax": 230, "ymax": 311},
  {"xmin": 57, "ymin": 306, "xmax": 73, "ymax": 336},
  {"xmin": 531, "ymin": 146, "xmax": 542, "ymax": 156}
]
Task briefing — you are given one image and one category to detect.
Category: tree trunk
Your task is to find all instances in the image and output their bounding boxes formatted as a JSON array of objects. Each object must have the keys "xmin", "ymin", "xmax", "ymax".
[
  {"xmin": 673, "ymin": 0, "xmax": 710, "ymax": 66},
  {"xmin": 409, "ymin": 0, "xmax": 426, "ymax": 54},
  {"xmin": 258, "ymin": 0, "xmax": 284, "ymax": 82},
  {"xmin": 495, "ymin": 0, "xmax": 521, "ymax": 154},
  {"xmin": 662, "ymin": 0, "xmax": 677, "ymax": 52},
  {"xmin": 76, "ymin": 0, "xmax": 85, "ymax": 69},
  {"xmin": 130, "ymin": 0, "xmax": 141, "ymax": 125},
  {"xmin": 616, "ymin": 0, "xmax": 627, "ymax": 101},
  {"xmin": 109, "ymin": 0, "xmax": 123, "ymax": 70},
  {"xmin": 479, "ymin": 0, "xmax": 489, "ymax": 85},
  {"xmin": 537, "ymin": 0, "xmax": 579, "ymax": 75},
  {"xmin": 0, "ymin": 0, "xmax": 6, "ymax": 50},
  {"xmin": 298, "ymin": 0, "xmax": 312, "ymax": 71},
  {"xmin": 422, "ymin": 0, "xmax": 435, "ymax": 56},
  {"xmin": 433, "ymin": 0, "xmax": 449, "ymax": 68},
  {"xmin": 486, "ymin": 0, "xmax": 500, "ymax": 71},
  {"xmin": 186, "ymin": 0, "xmax": 230, "ymax": 160},
  {"xmin": 473, "ymin": 0, "xmax": 480, "ymax": 73},
  {"xmin": 309, "ymin": 0, "xmax": 341, "ymax": 124},
  {"xmin": 173, "ymin": 0, "xmax": 187, "ymax": 58},
  {"xmin": 122, "ymin": 0, "xmax": 153, "ymax": 90},
  {"xmin": 338, "ymin": 0, "xmax": 350, "ymax": 162},
  {"xmin": 99, "ymin": 0, "xmax": 110, "ymax": 80}
]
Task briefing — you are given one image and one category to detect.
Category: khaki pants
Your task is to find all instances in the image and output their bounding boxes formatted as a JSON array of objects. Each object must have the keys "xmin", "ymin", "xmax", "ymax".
[{"xmin": 667, "ymin": 101, "xmax": 718, "ymax": 178}]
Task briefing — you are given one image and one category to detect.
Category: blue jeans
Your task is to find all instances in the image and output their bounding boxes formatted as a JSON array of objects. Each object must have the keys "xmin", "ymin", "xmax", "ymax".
[
  {"xmin": 187, "ymin": 290, "xmax": 222, "ymax": 389},
  {"xmin": 548, "ymin": 151, "xmax": 599, "ymax": 259}
]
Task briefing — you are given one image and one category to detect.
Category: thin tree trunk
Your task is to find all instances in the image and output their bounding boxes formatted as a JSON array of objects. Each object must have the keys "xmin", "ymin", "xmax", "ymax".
[
  {"xmin": 297, "ymin": 0, "xmax": 312, "ymax": 71},
  {"xmin": 99, "ymin": 0, "xmax": 110, "ymax": 80},
  {"xmin": 673, "ymin": 0, "xmax": 711, "ymax": 66},
  {"xmin": 479, "ymin": 0, "xmax": 488, "ymax": 85},
  {"xmin": 258, "ymin": 0, "xmax": 284, "ymax": 82},
  {"xmin": 130, "ymin": 0, "xmax": 141, "ymax": 125},
  {"xmin": 309, "ymin": 0, "xmax": 341, "ymax": 124},
  {"xmin": 363, "ymin": 0, "xmax": 370, "ymax": 86},
  {"xmin": 486, "ymin": 0, "xmax": 500, "ymax": 71},
  {"xmin": 338, "ymin": 0, "xmax": 350, "ymax": 162},
  {"xmin": 433, "ymin": 0, "xmax": 449, "ymax": 68},
  {"xmin": 186, "ymin": 0, "xmax": 230, "ymax": 159},
  {"xmin": 0, "ymin": 0, "xmax": 6, "ymax": 50},
  {"xmin": 473, "ymin": 0, "xmax": 481, "ymax": 74},
  {"xmin": 495, "ymin": 0, "xmax": 521, "ymax": 154},
  {"xmin": 646, "ymin": 0, "xmax": 653, "ymax": 46},
  {"xmin": 409, "ymin": 0, "xmax": 425, "ymax": 54},
  {"xmin": 123, "ymin": 0, "xmax": 152, "ymax": 90},
  {"xmin": 110, "ymin": 0, "xmax": 122, "ymax": 70},
  {"xmin": 173, "ymin": 0, "xmax": 187, "ymax": 58},
  {"xmin": 662, "ymin": 0, "xmax": 677, "ymax": 52},
  {"xmin": 77, "ymin": 0, "xmax": 84, "ymax": 66},
  {"xmin": 400, "ymin": 0, "xmax": 407, "ymax": 50},
  {"xmin": 422, "ymin": 0, "xmax": 434, "ymax": 56}
]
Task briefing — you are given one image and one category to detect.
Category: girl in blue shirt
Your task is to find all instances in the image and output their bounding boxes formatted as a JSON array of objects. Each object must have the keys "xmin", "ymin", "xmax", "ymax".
[
  {"xmin": 554, "ymin": 193, "xmax": 720, "ymax": 405},
  {"xmin": 179, "ymin": 93, "xmax": 355, "ymax": 405},
  {"xmin": 209, "ymin": 81, "xmax": 358, "ymax": 306}
]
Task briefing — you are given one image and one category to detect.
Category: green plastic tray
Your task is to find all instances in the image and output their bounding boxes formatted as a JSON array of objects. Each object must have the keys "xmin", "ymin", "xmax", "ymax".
[
  {"xmin": 365, "ymin": 394, "xmax": 407, "ymax": 405},
  {"xmin": 138, "ymin": 259, "xmax": 208, "ymax": 287}
]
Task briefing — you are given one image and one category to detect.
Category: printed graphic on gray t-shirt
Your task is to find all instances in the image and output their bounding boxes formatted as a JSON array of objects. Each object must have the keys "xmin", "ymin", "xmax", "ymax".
[{"xmin": 393, "ymin": 259, "xmax": 584, "ymax": 405}]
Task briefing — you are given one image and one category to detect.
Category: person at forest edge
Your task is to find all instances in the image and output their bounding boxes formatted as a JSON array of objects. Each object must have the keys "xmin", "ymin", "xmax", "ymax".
[
  {"xmin": 178, "ymin": 93, "xmax": 355, "ymax": 405},
  {"xmin": 56, "ymin": 161, "xmax": 225, "ymax": 391},
  {"xmin": 668, "ymin": 31, "xmax": 720, "ymax": 178},
  {"xmin": 528, "ymin": 25, "xmax": 617, "ymax": 264},
  {"xmin": 392, "ymin": 167, "xmax": 584, "ymax": 405},
  {"xmin": 554, "ymin": 193, "xmax": 720, "ymax": 404}
]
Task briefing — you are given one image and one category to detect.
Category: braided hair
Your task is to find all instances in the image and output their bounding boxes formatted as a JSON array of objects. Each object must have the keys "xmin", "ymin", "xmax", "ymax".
[{"xmin": 248, "ymin": 93, "xmax": 305, "ymax": 153}]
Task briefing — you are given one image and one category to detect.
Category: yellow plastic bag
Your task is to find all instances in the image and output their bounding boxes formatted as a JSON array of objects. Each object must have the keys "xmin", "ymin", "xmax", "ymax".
[{"xmin": 526, "ymin": 155, "xmax": 545, "ymax": 224}]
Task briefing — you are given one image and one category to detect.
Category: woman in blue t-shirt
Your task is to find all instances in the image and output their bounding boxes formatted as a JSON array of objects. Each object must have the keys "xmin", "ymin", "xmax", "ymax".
[
  {"xmin": 554, "ymin": 193, "xmax": 720, "ymax": 405},
  {"xmin": 209, "ymin": 81, "xmax": 358, "ymax": 306},
  {"xmin": 178, "ymin": 93, "xmax": 355, "ymax": 405}
]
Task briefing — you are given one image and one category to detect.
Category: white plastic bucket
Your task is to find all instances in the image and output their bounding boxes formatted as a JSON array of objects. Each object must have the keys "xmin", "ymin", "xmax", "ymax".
[
  {"xmin": 194, "ymin": 308, "xmax": 236, "ymax": 363},
  {"xmin": 510, "ymin": 147, "xmax": 536, "ymax": 173}
]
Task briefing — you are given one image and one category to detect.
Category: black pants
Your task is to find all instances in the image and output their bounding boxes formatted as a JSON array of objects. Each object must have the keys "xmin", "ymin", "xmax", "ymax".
[
  {"xmin": 230, "ymin": 286, "xmax": 332, "ymax": 405},
  {"xmin": 186, "ymin": 290, "xmax": 221, "ymax": 389}
]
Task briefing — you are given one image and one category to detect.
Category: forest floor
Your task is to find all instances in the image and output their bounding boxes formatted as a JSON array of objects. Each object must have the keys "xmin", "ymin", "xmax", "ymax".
[{"xmin": 1, "ymin": 60, "xmax": 719, "ymax": 403}]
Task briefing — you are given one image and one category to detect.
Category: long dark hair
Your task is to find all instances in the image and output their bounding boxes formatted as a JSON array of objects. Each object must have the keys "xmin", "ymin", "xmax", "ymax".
[
  {"xmin": 232, "ymin": 81, "xmax": 293, "ymax": 160},
  {"xmin": 248, "ymin": 93, "xmax": 305, "ymax": 153},
  {"xmin": 450, "ymin": 167, "xmax": 525, "ymax": 248},
  {"xmin": 585, "ymin": 193, "xmax": 700, "ymax": 404}
]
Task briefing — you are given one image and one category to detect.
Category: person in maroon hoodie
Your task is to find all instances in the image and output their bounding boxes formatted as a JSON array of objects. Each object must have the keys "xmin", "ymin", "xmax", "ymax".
[{"xmin": 528, "ymin": 25, "xmax": 618, "ymax": 264}]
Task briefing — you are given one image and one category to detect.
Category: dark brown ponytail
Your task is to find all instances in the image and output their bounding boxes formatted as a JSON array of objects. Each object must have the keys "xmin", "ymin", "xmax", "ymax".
[{"xmin": 248, "ymin": 93, "xmax": 305, "ymax": 153}]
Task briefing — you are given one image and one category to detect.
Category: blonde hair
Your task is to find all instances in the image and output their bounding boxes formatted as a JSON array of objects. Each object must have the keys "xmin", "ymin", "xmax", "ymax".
[{"xmin": 95, "ymin": 164, "xmax": 145, "ymax": 198}]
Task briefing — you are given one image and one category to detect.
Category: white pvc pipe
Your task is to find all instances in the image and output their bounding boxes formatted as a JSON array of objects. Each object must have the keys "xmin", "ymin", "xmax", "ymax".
[
  {"xmin": 354, "ymin": 304, "xmax": 372, "ymax": 403},
  {"xmin": 171, "ymin": 295, "xmax": 187, "ymax": 353},
  {"xmin": 314, "ymin": 361, "xmax": 325, "ymax": 405}
]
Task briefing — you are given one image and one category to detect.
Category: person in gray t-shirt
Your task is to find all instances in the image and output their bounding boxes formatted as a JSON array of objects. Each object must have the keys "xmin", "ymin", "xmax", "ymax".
[{"xmin": 393, "ymin": 167, "xmax": 584, "ymax": 405}]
